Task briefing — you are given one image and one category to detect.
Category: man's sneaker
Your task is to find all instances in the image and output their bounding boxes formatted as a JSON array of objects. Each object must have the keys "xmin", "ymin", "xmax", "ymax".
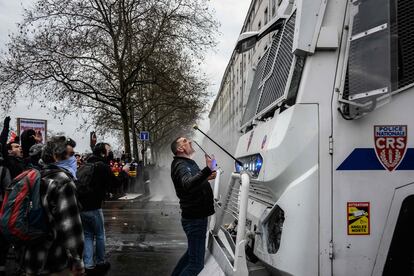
[{"xmin": 96, "ymin": 262, "xmax": 111, "ymax": 274}]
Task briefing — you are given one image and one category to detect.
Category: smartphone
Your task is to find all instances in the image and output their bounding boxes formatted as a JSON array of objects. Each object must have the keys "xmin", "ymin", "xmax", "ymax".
[{"xmin": 211, "ymin": 158, "xmax": 217, "ymax": 170}]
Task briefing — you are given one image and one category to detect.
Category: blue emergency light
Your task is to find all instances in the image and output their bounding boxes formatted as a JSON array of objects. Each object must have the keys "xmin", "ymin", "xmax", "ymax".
[{"xmin": 235, "ymin": 154, "xmax": 263, "ymax": 177}]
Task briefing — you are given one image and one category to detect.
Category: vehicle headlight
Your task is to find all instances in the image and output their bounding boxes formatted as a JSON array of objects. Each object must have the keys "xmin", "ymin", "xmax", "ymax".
[{"xmin": 235, "ymin": 154, "xmax": 263, "ymax": 177}]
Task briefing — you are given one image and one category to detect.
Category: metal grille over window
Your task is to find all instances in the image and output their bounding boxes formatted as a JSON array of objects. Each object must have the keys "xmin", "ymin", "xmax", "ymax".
[
  {"xmin": 348, "ymin": 0, "xmax": 391, "ymax": 99},
  {"xmin": 261, "ymin": 30, "xmax": 282, "ymax": 83},
  {"xmin": 341, "ymin": 0, "xmax": 393, "ymax": 118},
  {"xmin": 241, "ymin": 11, "xmax": 299, "ymax": 128},
  {"xmin": 241, "ymin": 50, "xmax": 269, "ymax": 126},
  {"xmin": 397, "ymin": 0, "xmax": 414, "ymax": 89},
  {"xmin": 256, "ymin": 12, "xmax": 296, "ymax": 115}
]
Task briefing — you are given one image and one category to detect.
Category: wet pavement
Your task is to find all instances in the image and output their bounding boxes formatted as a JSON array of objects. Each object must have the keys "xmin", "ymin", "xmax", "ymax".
[
  {"xmin": 103, "ymin": 198, "xmax": 186, "ymax": 276},
  {"xmin": 3, "ymin": 195, "xmax": 187, "ymax": 275}
]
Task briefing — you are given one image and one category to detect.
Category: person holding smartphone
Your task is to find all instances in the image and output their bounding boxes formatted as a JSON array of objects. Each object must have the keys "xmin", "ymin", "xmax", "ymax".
[{"xmin": 170, "ymin": 137, "xmax": 216, "ymax": 276}]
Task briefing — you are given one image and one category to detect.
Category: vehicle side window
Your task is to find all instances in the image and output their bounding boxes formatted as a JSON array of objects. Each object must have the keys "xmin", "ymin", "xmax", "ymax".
[
  {"xmin": 342, "ymin": 0, "xmax": 414, "ymax": 118},
  {"xmin": 344, "ymin": 0, "xmax": 393, "ymax": 117}
]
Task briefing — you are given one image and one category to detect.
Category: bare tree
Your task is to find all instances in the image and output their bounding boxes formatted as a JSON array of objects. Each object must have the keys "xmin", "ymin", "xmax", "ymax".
[
  {"xmin": 0, "ymin": 0, "xmax": 218, "ymax": 154},
  {"xmin": 92, "ymin": 46, "xmax": 209, "ymax": 160}
]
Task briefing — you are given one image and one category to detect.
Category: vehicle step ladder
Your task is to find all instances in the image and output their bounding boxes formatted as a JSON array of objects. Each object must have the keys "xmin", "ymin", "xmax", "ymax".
[{"xmin": 204, "ymin": 170, "xmax": 269, "ymax": 276}]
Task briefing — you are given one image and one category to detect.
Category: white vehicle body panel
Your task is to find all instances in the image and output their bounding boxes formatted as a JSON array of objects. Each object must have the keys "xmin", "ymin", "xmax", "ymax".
[{"xmin": 203, "ymin": 0, "xmax": 414, "ymax": 275}]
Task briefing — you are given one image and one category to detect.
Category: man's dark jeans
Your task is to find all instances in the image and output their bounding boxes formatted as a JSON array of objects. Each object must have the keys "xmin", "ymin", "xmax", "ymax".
[{"xmin": 172, "ymin": 217, "xmax": 208, "ymax": 276}]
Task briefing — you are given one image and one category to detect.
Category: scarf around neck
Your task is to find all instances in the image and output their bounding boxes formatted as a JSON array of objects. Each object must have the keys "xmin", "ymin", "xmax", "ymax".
[{"xmin": 55, "ymin": 156, "xmax": 77, "ymax": 180}]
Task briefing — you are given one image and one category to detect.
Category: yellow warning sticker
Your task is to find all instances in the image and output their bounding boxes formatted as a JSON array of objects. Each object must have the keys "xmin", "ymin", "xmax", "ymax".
[{"xmin": 347, "ymin": 202, "xmax": 370, "ymax": 235}]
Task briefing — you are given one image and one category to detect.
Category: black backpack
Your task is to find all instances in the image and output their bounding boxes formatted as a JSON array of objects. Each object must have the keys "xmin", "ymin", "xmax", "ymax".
[{"xmin": 76, "ymin": 162, "xmax": 99, "ymax": 197}]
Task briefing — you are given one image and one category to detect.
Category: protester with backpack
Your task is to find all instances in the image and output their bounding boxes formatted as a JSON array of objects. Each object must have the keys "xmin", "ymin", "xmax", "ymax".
[
  {"xmin": 77, "ymin": 142, "xmax": 119, "ymax": 275},
  {"xmin": 17, "ymin": 136, "xmax": 84, "ymax": 275},
  {"xmin": 0, "ymin": 116, "xmax": 25, "ymax": 275},
  {"xmin": 0, "ymin": 145, "xmax": 11, "ymax": 276},
  {"xmin": 0, "ymin": 129, "xmax": 44, "ymax": 275}
]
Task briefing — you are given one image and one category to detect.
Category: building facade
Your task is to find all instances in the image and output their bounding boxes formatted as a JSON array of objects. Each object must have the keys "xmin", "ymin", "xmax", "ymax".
[{"xmin": 208, "ymin": 0, "xmax": 281, "ymax": 152}]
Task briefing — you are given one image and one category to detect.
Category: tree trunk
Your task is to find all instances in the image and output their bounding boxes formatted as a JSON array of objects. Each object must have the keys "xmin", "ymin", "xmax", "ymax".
[
  {"xmin": 121, "ymin": 108, "xmax": 131, "ymax": 155},
  {"xmin": 132, "ymin": 132, "xmax": 139, "ymax": 161},
  {"xmin": 141, "ymin": 120, "xmax": 147, "ymax": 165},
  {"xmin": 130, "ymin": 107, "xmax": 139, "ymax": 161}
]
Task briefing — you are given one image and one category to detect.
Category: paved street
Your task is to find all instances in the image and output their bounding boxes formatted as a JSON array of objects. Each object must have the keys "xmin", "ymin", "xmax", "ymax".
[{"xmin": 104, "ymin": 197, "xmax": 185, "ymax": 276}]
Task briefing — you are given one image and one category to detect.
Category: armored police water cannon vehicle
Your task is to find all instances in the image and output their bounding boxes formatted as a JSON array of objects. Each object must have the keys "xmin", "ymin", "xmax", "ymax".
[{"xmin": 202, "ymin": 0, "xmax": 414, "ymax": 275}]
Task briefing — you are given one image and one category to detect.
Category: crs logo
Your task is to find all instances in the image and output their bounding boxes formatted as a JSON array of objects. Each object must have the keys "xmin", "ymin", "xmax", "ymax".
[{"xmin": 374, "ymin": 125, "xmax": 407, "ymax": 171}]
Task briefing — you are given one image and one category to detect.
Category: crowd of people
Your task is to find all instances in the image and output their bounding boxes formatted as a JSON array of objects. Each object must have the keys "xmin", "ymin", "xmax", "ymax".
[
  {"xmin": 0, "ymin": 115, "xmax": 217, "ymax": 276},
  {"xmin": 0, "ymin": 116, "xmax": 138, "ymax": 275}
]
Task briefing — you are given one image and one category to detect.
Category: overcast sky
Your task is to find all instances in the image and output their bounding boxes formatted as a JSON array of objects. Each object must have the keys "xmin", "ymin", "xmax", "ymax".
[{"xmin": 0, "ymin": 0, "xmax": 251, "ymax": 152}]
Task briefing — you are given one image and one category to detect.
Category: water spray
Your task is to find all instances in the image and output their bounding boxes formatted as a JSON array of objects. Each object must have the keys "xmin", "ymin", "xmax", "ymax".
[{"xmin": 193, "ymin": 124, "xmax": 243, "ymax": 166}]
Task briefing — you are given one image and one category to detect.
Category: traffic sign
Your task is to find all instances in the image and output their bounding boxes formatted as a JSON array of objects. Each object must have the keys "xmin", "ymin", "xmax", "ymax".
[{"xmin": 139, "ymin": 131, "xmax": 150, "ymax": 141}]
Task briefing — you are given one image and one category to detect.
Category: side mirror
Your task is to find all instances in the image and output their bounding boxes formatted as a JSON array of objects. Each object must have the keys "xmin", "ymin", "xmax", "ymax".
[
  {"xmin": 236, "ymin": 32, "xmax": 258, "ymax": 53},
  {"xmin": 235, "ymin": 16, "xmax": 286, "ymax": 54}
]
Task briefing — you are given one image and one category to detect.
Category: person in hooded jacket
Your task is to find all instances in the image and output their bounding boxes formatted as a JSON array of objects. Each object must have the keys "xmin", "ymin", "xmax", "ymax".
[
  {"xmin": 54, "ymin": 137, "xmax": 78, "ymax": 180},
  {"xmin": 22, "ymin": 136, "xmax": 84, "ymax": 275}
]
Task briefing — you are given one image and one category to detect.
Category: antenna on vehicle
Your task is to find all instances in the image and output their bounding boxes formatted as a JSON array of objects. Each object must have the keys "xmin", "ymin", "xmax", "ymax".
[
  {"xmin": 193, "ymin": 125, "xmax": 243, "ymax": 166},
  {"xmin": 192, "ymin": 140, "xmax": 212, "ymax": 159}
]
